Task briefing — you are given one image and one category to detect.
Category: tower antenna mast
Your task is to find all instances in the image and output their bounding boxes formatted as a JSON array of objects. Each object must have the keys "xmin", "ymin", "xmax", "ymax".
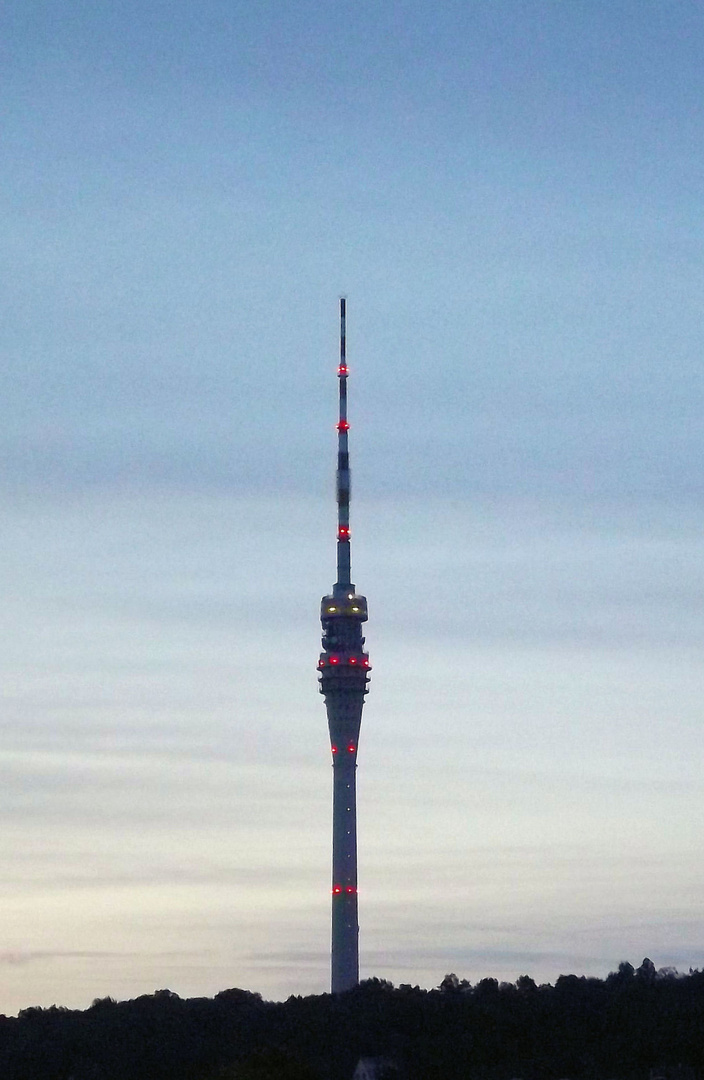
[
  {"xmin": 318, "ymin": 299, "xmax": 371, "ymax": 993},
  {"xmin": 337, "ymin": 297, "xmax": 351, "ymax": 587}
]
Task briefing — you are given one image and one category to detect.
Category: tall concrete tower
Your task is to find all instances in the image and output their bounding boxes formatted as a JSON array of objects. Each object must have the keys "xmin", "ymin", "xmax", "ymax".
[{"xmin": 318, "ymin": 298, "xmax": 371, "ymax": 994}]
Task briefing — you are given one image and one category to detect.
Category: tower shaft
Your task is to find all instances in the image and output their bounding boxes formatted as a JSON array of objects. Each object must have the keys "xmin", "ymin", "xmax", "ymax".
[
  {"xmin": 329, "ymin": 696, "xmax": 361, "ymax": 989},
  {"xmin": 319, "ymin": 299, "xmax": 371, "ymax": 994}
]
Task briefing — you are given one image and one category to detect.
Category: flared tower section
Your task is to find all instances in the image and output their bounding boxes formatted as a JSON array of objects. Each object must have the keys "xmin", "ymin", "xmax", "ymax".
[{"xmin": 318, "ymin": 298, "xmax": 371, "ymax": 994}]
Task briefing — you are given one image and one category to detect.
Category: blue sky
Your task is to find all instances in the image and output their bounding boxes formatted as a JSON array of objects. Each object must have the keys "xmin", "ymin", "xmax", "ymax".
[{"xmin": 1, "ymin": 1, "xmax": 703, "ymax": 1013}]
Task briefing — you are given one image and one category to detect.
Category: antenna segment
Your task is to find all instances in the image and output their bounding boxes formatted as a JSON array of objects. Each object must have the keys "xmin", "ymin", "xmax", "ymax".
[
  {"xmin": 336, "ymin": 297, "xmax": 351, "ymax": 588},
  {"xmin": 318, "ymin": 299, "xmax": 371, "ymax": 993}
]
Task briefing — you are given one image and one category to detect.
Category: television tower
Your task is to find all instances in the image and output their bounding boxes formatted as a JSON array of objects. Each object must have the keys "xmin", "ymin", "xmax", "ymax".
[{"xmin": 318, "ymin": 298, "xmax": 371, "ymax": 994}]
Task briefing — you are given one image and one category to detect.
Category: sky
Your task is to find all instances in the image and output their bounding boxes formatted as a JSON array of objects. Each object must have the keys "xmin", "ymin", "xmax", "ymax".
[{"xmin": 1, "ymin": 0, "xmax": 703, "ymax": 1015}]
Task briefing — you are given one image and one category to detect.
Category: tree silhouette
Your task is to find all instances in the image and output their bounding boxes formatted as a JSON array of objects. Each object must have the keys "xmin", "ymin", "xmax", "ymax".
[{"xmin": 1, "ymin": 961, "xmax": 703, "ymax": 1080}]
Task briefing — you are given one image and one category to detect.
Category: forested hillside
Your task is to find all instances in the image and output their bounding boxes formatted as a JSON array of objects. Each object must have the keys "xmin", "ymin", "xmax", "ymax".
[{"xmin": 1, "ymin": 959, "xmax": 702, "ymax": 1080}]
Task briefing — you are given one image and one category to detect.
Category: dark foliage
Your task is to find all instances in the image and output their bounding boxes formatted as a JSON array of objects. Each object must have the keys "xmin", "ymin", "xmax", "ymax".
[{"xmin": 1, "ymin": 960, "xmax": 703, "ymax": 1080}]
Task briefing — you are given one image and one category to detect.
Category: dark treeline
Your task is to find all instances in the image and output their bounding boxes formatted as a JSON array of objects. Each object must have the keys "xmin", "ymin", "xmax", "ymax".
[{"xmin": 2, "ymin": 959, "xmax": 703, "ymax": 1080}]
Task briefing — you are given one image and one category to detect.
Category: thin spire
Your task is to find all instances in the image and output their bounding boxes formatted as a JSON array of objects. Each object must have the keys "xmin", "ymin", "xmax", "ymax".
[{"xmin": 336, "ymin": 297, "xmax": 351, "ymax": 589}]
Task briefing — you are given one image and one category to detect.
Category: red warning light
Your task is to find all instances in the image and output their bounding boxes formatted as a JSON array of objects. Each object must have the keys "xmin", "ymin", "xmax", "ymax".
[
  {"xmin": 362, "ymin": 657, "xmax": 370, "ymax": 668},
  {"xmin": 331, "ymin": 745, "xmax": 338, "ymax": 754},
  {"xmin": 337, "ymin": 526, "xmax": 350, "ymax": 540},
  {"xmin": 348, "ymin": 657, "xmax": 357, "ymax": 665},
  {"xmin": 337, "ymin": 365, "xmax": 349, "ymax": 376},
  {"xmin": 332, "ymin": 885, "xmax": 342, "ymax": 894},
  {"xmin": 347, "ymin": 744, "xmax": 356, "ymax": 753},
  {"xmin": 329, "ymin": 656, "xmax": 340, "ymax": 665},
  {"xmin": 336, "ymin": 420, "xmax": 350, "ymax": 432},
  {"xmin": 318, "ymin": 659, "xmax": 325, "ymax": 668},
  {"xmin": 345, "ymin": 886, "xmax": 357, "ymax": 894}
]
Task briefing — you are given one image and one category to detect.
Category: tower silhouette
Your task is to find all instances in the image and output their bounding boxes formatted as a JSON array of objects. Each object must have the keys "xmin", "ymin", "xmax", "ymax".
[{"xmin": 318, "ymin": 298, "xmax": 371, "ymax": 994}]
